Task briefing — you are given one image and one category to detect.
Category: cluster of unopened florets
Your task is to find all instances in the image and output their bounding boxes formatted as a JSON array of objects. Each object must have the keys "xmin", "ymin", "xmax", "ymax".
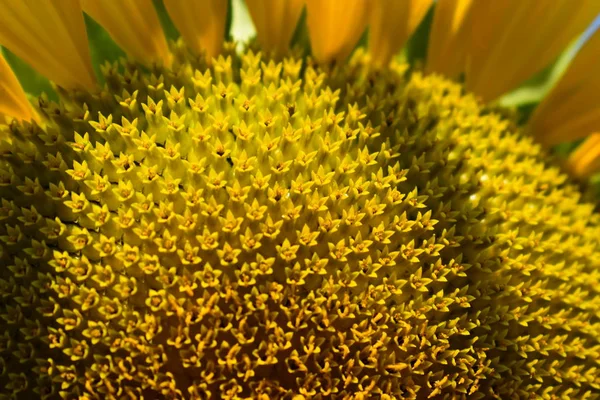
[{"xmin": 0, "ymin": 41, "xmax": 599, "ymax": 399}]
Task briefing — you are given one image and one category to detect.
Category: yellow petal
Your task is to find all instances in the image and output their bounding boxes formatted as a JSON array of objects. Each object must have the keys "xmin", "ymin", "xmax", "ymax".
[
  {"xmin": 306, "ymin": 0, "xmax": 369, "ymax": 64},
  {"xmin": 163, "ymin": 0, "xmax": 228, "ymax": 59},
  {"xmin": 369, "ymin": 0, "xmax": 433, "ymax": 68},
  {"xmin": 245, "ymin": 0, "xmax": 304, "ymax": 57},
  {"xmin": 0, "ymin": 0, "xmax": 96, "ymax": 90},
  {"xmin": 464, "ymin": 0, "xmax": 600, "ymax": 102},
  {"xmin": 82, "ymin": 0, "xmax": 170, "ymax": 66},
  {"xmin": 529, "ymin": 31, "xmax": 600, "ymax": 147},
  {"xmin": 426, "ymin": 0, "xmax": 473, "ymax": 79},
  {"xmin": 0, "ymin": 52, "xmax": 36, "ymax": 122},
  {"xmin": 566, "ymin": 134, "xmax": 600, "ymax": 178}
]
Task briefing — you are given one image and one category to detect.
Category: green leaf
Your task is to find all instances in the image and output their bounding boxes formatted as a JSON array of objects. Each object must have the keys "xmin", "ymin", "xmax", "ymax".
[
  {"xmin": 290, "ymin": 8, "xmax": 310, "ymax": 54},
  {"xmin": 404, "ymin": 6, "xmax": 435, "ymax": 66},
  {"xmin": 152, "ymin": 0, "xmax": 180, "ymax": 41},
  {"xmin": 84, "ymin": 14, "xmax": 127, "ymax": 81}
]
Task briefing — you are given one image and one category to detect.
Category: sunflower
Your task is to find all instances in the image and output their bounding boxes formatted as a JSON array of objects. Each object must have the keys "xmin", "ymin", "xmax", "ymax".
[{"xmin": 0, "ymin": 1, "xmax": 599, "ymax": 399}]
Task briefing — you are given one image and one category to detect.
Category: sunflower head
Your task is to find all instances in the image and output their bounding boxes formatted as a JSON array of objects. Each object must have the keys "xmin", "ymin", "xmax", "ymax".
[{"xmin": 1, "ymin": 1, "xmax": 600, "ymax": 399}]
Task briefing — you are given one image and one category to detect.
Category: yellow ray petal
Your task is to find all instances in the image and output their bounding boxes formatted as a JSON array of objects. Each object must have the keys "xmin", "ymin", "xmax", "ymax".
[
  {"xmin": 369, "ymin": 0, "xmax": 433, "ymax": 68},
  {"xmin": 245, "ymin": 0, "xmax": 304, "ymax": 57},
  {"xmin": 0, "ymin": 0, "xmax": 96, "ymax": 90},
  {"xmin": 306, "ymin": 0, "xmax": 369, "ymax": 64},
  {"xmin": 82, "ymin": 0, "xmax": 170, "ymax": 66},
  {"xmin": 163, "ymin": 0, "xmax": 228, "ymax": 60},
  {"xmin": 0, "ymin": 52, "xmax": 36, "ymax": 122},
  {"xmin": 464, "ymin": 0, "xmax": 600, "ymax": 102},
  {"xmin": 426, "ymin": 0, "xmax": 473, "ymax": 79},
  {"xmin": 529, "ymin": 31, "xmax": 600, "ymax": 147},
  {"xmin": 567, "ymin": 134, "xmax": 600, "ymax": 178}
]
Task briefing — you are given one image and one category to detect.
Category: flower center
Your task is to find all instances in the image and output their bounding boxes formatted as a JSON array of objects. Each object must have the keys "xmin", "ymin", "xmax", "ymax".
[{"xmin": 0, "ymin": 45, "xmax": 599, "ymax": 398}]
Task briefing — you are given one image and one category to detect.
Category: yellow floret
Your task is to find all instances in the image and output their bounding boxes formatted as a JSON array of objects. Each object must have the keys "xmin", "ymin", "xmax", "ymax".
[{"xmin": 0, "ymin": 43, "xmax": 599, "ymax": 399}]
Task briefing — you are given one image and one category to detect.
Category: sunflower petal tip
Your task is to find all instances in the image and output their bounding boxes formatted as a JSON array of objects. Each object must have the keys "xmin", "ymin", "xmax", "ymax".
[
  {"xmin": 245, "ymin": 0, "xmax": 304, "ymax": 57},
  {"xmin": 369, "ymin": 0, "xmax": 433, "ymax": 68},
  {"xmin": 566, "ymin": 134, "xmax": 600, "ymax": 178},
  {"xmin": 0, "ymin": 0, "xmax": 96, "ymax": 90},
  {"xmin": 305, "ymin": 0, "xmax": 370, "ymax": 64},
  {"xmin": 82, "ymin": 0, "xmax": 170, "ymax": 67},
  {"xmin": 164, "ymin": 0, "xmax": 228, "ymax": 60},
  {"xmin": 0, "ymin": 53, "xmax": 37, "ymax": 123}
]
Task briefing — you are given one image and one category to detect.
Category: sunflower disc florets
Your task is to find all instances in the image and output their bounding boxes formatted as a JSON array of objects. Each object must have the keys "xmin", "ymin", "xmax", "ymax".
[{"xmin": 0, "ymin": 45, "xmax": 599, "ymax": 399}]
